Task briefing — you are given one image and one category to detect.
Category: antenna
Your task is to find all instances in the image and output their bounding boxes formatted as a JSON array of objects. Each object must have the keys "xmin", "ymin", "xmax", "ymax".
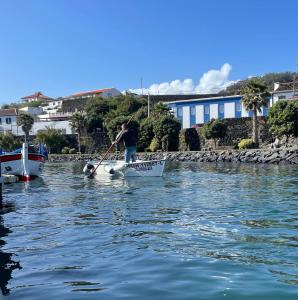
[{"xmin": 294, "ymin": 56, "xmax": 298, "ymax": 96}]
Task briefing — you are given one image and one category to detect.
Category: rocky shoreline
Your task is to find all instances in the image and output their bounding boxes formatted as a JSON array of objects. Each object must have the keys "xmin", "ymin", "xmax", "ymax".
[{"xmin": 49, "ymin": 148, "xmax": 298, "ymax": 165}]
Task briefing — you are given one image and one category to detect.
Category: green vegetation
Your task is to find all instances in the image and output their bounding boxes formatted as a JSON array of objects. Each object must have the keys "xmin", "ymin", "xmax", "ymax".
[
  {"xmin": 238, "ymin": 138, "xmax": 255, "ymax": 149},
  {"xmin": 268, "ymin": 100, "xmax": 298, "ymax": 140},
  {"xmin": 152, "ymin": 116, "xmax": 181, "ymax": 151},
  {"xmin": 202, "ymin": 119, "xmax": 227, "ymax": 148},
  {"xmin": 61, "ymin": 147, "xmax": 71, "ymax": 154},
  {"xmin": 35, "ymin": 127, "xmax": 66, "ymax": 153},
  {"xmin": 241, "ymin": 78, "xmax": 270, "ymax": 146},
  {"xmin": 179, "ymin": 128, "xmax": 200, "ymax": 151},
  {"xmin": 0, "ymin": 132, "xmax": 22, "ymax": 151},
  {"xmin": 17, "ymin": 113, "xmax": 34, "ymax": 142},
  {"xmin": 69, "ymin": 112, "xmax": 87, "ymax": 152},
  {"xmin": 67, "ymin": 95, "xmax": 181, "ymax": 153}
]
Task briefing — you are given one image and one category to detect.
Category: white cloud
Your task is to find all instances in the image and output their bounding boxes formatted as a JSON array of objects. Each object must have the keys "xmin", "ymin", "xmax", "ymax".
[{"xmin": 127, "ymin": 63, "xmax": 237, "ymax": 95}]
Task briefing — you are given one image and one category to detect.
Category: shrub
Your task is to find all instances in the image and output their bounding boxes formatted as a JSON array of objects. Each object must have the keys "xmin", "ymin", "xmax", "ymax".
[
  {"xmin": 268, "ymin": 100, "xmax": 298, "ymax": 140},
  {"xmin": 238, "ymin": 138, "xmax": 255, "ymax": 149},
  {"xmin": 35, "ymin": 127, "xmax": 66, "ymax": 154},
  {"xmin": 69, "ymin": 148, "xmax": 77, "ymax": 154},
  {"xmin": 61, "ymin": 147, "xmax": 70, "ymax": 154},
  {"xmin": 0, "ymin": 132, "xmax": 22, "ymax": 151},
  {"xmin": 138, "ymin": 117, "xmax": 154, "ymax": 151},
  {"xmin": 202, "ymin": 119, "xmax": 227, "ymax": 148},
  {"xmin": 149, "ymin": 138, "xmax": 161, "ymax": 152},
  {"xmin": 179, "ymin": 128, "xmax": 201, "ymax": 151},
  {"xmin": 152, "ymin": 116, "xmax": 181, "ymax": 151}
]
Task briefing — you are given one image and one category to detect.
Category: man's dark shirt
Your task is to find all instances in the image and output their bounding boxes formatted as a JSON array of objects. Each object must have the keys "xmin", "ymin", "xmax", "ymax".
[{"xmin": 117, "ymin": 129, "xmax": 137, "ymax": 148}]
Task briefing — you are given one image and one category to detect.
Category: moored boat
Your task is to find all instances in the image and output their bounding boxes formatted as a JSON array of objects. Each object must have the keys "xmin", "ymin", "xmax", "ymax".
[
  {"xmin": 83, "ymin": 159, "xmax": 166, "ymax": 177},
  {"xmin": 0, "ymin": 143, "xmax": 47, "ymax": 181}
]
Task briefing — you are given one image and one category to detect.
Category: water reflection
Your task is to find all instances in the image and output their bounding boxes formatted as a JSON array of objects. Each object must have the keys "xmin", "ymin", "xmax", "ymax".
[{"xmin": 0, "ymin": 201, "xmax": 21, "ymax": 296}]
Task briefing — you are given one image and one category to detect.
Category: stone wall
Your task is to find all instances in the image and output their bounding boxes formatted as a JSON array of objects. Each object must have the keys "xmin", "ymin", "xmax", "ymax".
[{"xmin": 49, "ymin": 148, "xmax": 298, "ymax": 165}]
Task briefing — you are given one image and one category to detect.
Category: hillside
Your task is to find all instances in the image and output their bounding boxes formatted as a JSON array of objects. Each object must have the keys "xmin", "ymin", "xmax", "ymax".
[{"xmin": 220, "ymin": 72, "xmax": 298, "ymax": 95}]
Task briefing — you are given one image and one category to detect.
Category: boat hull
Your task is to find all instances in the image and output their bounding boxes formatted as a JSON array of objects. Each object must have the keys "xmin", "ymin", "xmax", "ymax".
[
  {"xmin": 0, "ymin": 153, "xmax": 45, "ymax": 178},
  {"xmin": 84, "ymin": 159, "xmax": 166, "ymax": 177}
]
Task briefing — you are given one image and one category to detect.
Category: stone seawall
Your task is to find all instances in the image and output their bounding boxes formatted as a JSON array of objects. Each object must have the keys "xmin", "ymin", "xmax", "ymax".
[{"xmin": 49, "ymin": 148, "xmax": 298, "ymax": 165}]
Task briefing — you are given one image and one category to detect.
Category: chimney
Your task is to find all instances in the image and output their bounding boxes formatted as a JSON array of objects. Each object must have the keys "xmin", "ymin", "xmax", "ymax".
[{"xmin": 273, "ymin": 82, "xmax": 280, "ymax": 91}]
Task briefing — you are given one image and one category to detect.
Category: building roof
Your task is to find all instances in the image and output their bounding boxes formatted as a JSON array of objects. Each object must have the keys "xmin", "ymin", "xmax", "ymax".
[
  {"xmin": 166, "ymin": 94, "xmax": 242, "ymax": 105},
  {"xmin": 146, "ymin": 93, "xmax": 219, "ymax": 104},
  {"xmin": 274, "ymin": 82, "xmax": 298, "ymax": 92},
  {"xmin": 21, "ymin": 92, "xmax": 52, "ymax": 100},
  {"xmin": 69, "ymin": 88, "xmax": 113, "ymax": 98},
  {"xmin": 0, "ymin": 108, "xmax": 18, "ymax": 116}
]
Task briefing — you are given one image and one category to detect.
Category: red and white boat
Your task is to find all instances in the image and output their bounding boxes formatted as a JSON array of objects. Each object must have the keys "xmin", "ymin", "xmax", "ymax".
[{"xmin": 0, "ymin": 143, "xmax": 46, "ymax": 181}]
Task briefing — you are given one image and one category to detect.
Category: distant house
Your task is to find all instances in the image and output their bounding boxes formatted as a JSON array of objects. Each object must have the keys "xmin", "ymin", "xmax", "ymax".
[
  {"xmin": 271, "ymin": 81, "xmax": 298, "ymax": 105},
  {"xmin": 21, "ymin": 91, "xmax": 53, "ymax": 103},
  {"xmin": 66, "ymin": 88, "xmax": 121, "ymax": 100},
  {"xmin": 41, "ymin": 98, "xmax": 64, "ymax": 114},
  {"xmin": 0, "ymin": 108, "xmax": 19, "ymax": 134},
  {"xmin": 62, "ymin": 87, "xmax": 121, "ymax": 113}
]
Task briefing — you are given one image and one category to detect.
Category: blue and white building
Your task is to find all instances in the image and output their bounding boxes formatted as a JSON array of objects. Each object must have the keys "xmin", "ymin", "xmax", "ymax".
[{"xmin": 166, "ymin": 95, "xmax": 269, "ymax": 129}]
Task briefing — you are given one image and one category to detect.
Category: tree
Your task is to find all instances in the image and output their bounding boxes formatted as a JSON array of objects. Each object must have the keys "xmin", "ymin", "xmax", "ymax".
[
  {"xmin": 151, "ymin": 103, "xmax": 172, "ymax": 118},
  {"xmin": 17, "ymin": 113, "xmax": 34, "ymax": 142},
  {"xmin": 70, "ymin": 112, "xmax": 87, "ymax": 152},
  {"xmin": 202, "ymin": 119, "xmax": 227, "ymax": 148},
  {"xmin": 241, "ymin": 78, "xmax": 270, "ymax": 146},
  {"xmin": 268, "ymin": 100, "xmax": 298, "ymax": 140},
  {"xmin": 138, "ymin": 117, "xmax": 155, "ymax": 151},
  {"xmin": 0, "ymin": 132, "xmax": 21, "ymax": 151},
  {"xmin": 105, "ymin": 115, "xmax": 139, "ymax": 143},
  {"xmin": 35, "ymin": 127, "xmax": 65, "ymax": 153},
  {"xmin": 153, "ymin": 116, "xmax": 181, "ymax": 151}
]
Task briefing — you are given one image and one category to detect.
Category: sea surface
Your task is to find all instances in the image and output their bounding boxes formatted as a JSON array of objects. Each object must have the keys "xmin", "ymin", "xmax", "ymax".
[{"xmin": 0, "ymin": 162, "xmax": 297, "ymax": 300}]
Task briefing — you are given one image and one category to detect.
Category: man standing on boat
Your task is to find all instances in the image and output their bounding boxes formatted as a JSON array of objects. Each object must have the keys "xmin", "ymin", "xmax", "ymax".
[{"xmin": 113, "ymin": 123, "xmax": 137, "ymax": 163}]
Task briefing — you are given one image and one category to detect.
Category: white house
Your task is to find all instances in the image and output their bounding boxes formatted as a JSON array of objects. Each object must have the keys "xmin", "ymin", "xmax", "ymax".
[
  {"xmin": 0, "ymin": 108, "xmax": 19, "ymax": 134},
  {"xmin": 41, "ymin": 98, "xmax": 64, "ymax": 114},
  {"xmin": 21, "ymin": 91, "xmax": 53, "ymax": 103},
  {"xmin": 65, "ymin": 88, "xmax": 121, "ymax": 100},
  {"xmin": 271, "ymin": 82, "xmax": 298, "ymax": 105}
]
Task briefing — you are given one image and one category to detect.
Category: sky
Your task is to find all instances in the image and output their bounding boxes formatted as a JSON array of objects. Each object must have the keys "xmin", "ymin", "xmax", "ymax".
[{"xmin": 0, "ymin": 0, "xmax": 298, "ymax": 104}]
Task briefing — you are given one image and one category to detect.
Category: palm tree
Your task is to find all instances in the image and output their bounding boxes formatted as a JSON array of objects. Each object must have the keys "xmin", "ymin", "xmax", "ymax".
[
  {"xmin": 70, "ymin": 112, "xmax": 87, "ymax": 152},
  {"xmin": 17, "ymin": 113, "xmax": 34, "ymax": 142},
  {"xmin": 241, "ymin": 78, "xmax": 270, "ymax": 146}
]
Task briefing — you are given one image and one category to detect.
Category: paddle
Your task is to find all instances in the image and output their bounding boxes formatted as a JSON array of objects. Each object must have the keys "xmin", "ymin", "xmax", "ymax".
[{"xmin": 88, "ymin": 115, "xmax": 134, "ymax": 178}]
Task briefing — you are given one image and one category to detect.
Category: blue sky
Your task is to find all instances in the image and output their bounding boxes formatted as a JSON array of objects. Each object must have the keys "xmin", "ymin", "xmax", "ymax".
[{"xmin": 0, "ymin": 0, "xmax": 297, "ymax": 103}]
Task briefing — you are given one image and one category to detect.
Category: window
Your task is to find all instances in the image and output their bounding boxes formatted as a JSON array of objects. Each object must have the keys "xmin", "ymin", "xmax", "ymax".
[
  {"xmin": 0, "ymin": 118, "xmax": 2, "ymax": 125},
  {"xmin": 278, "ymin": 95, "xmax": 286, "ymax": 100},
  {"xmin": 190, "ymin": 106, "xmax": 196, "ymax": 116},
  {"xmin": 178, "ymin": 107, "xmax": 183, "ymax": 117},
  {"xmin": 6, "ymin": 118, "xmax": 11, "ymax": 124},
  {"xmin": 235, "ymin": 102, "xmax": 241, "ymax": 112},
  {"xmin": 219, "ymin": 104, "xmax": 224, "ymax": 114},
  {"xmin": 204, "ymin": 105, "xmax": 210, "ymax": 114}
]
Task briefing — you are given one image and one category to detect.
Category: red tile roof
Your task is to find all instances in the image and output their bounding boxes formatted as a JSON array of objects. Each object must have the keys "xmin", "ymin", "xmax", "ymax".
[
  {"xmin": 0, "ymin": 108, "xmax": 18, "ymax": 116},
  {"xmin": 69, "ymin": 88, "xmax": 112, "ymax": 97},
  {"xmin": 21, "ymin": 92, "xmax": 52, "ymax": 100}
]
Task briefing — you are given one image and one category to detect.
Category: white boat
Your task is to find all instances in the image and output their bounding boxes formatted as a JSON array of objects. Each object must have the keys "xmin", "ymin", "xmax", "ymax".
[
  {"xmin": 83, "ymin": 159, "xmax": 166, "ymax": 177},
  {"xmin": 0, "ymin": 143, "xmax": 46, "ymax": 181}
]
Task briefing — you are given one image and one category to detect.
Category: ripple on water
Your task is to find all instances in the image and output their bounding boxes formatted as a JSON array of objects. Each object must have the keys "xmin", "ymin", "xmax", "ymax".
[{"xmin": 0, "ymin": 161, "xmax": 297, "ymax": 299}]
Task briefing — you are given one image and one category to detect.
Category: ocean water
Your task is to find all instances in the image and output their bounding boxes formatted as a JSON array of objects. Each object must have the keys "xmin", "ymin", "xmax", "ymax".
[{"xmin": 0, "ymin": 162, "xmax": 297, "ymax": 300}]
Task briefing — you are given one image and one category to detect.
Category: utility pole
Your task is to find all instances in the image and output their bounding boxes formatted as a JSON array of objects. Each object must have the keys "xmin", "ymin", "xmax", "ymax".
[
  {"xmin": 141, "ymin": 77, "xmax": 143, "ymax": 96},
  {"xmin": 147, "ymin": 92, "xmax": 150, "ymax": 117}
]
